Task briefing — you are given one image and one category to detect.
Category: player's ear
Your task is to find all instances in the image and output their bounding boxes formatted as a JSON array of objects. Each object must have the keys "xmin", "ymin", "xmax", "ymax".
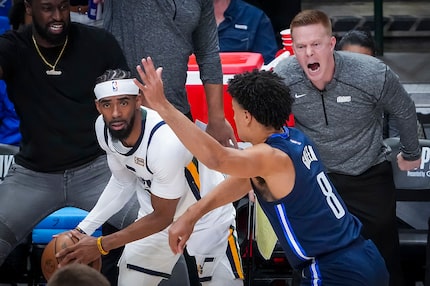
[
  {"xmin": 24, "ymin": 0, "xmax": 32, "ymax": 17},
  {"xmin": 95, "ymin": 100, "xmax": 102, "ymax": 114},
  {"xmin": 135, "ymin": 92, "xmax": 143, "ymax": 107}
]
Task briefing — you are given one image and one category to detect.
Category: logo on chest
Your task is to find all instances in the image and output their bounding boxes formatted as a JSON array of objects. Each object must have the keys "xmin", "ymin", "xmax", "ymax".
[
  {"xmin": 134, "ymin": 156, "xmax": 145, "ymax": 167},
  {"xmin": 336, "ymin": 96, "xmax": 351, "ymax": 103}
]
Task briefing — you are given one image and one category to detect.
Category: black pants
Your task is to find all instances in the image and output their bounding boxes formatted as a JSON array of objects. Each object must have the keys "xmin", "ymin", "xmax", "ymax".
[{"xmin": 328, "ymin": 161, "xmax": 403, "ymax": 286}]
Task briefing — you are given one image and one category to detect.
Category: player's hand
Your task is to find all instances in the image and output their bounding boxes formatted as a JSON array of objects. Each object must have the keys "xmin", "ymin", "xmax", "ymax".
[
  {"xmin": 56, "ymin": 230, "xmax": 100, "ymax": 267},
  {"xmin": 206, "ymin": 119, "xmax": 238, "ymax": 148},
  {"xmin": 397, "ymin": 153, "xmax": 421, "ymax": 171},
  {"xmin": 168, "ymin": 214, "xmax": 195, "ymax": 255},
  {"xmin": 134, "ymin": 57, "xmax": 168, "ymax": 112}
]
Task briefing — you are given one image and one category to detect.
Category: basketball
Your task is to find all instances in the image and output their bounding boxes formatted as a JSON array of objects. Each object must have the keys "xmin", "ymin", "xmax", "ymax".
[{"xmin": 40, "ymin": 233, "xmax": 102, "ymax": 281}]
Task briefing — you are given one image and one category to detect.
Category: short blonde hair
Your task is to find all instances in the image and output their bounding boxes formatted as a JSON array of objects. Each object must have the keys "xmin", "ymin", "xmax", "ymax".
[{"xmin": 290, "ymin": 10, "xmax": 333, "ymax": 38}]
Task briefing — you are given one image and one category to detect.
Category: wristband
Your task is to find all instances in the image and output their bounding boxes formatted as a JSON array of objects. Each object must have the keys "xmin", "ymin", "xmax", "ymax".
[{"xmin": 97, "ymin": 236, "xmax": 109, "ymax": 255}]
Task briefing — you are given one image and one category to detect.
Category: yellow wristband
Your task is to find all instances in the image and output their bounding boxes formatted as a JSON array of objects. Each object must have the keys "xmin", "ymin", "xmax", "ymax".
[{"xmin": 96, "ymin": 236, "xmax": 109, "ymax": 255}]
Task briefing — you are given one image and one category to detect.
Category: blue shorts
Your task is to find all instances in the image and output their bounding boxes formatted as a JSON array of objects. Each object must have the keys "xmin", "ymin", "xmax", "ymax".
[{"xmin": 300, "ymin": 237, "xmax": 389, "ymax": 286}]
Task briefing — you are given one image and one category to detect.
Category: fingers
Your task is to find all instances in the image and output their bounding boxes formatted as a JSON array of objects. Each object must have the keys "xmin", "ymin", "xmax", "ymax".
[
  {"xmin": 136, "ymin": 57, "xmax": 159, "ymax": 85},
  {"xmin": 70, "ymin": 229, "xmax": 85, "ymax": 241},
  {"xmin": 168, "ymin": 234, "xmax": 187, "ymax": 254},
  {"xmin": 56, "ymin": 242, "xmax": 75, "ymax": 260},
  {"xmin": 135, "ymin": 57, "xmax": 164, "ymax": 94},
  {"xmin": 168, "ymin": 231, "xmax": 181, "ymax": 254},
  {"xmin": 57, "ymin": 250, "xmax": 75, "ymax": 267},
  {"xmin": 168, "ymin": 223, "xmax": 189, "ymax": 255},
  {"xmin": 177, "ymin": 235, "xmax": 187, "ymax": 254}
]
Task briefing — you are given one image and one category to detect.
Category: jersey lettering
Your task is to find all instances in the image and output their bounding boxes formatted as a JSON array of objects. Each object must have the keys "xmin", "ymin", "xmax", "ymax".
[
  {"xmin": 316, "ymin": 172, "xmax": 345, "ymax": 219},
  {"xmin": 302, "ymin": 145, "xmax": 317, "ymax": 169},
  {"xmin": 139, "ymin": 178, "xmax": 152, "ymax": 191}
]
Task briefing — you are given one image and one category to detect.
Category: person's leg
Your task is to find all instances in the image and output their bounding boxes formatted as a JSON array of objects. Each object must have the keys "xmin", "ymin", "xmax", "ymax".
[
  {"xmin": 117, "ymin": 233, "xmax": 184, "ymax": 286},
  {"xmin": 183, "ymin": 248, "xmax": 200, "ymax": 286},
  {"xmin": 300, "ymin": 237, "xmax": 388, "ymax": 286},
  {"xmin": 159, "ymin": 255, "xmax": 191, "ymax": 286},
  {"xmin": 198, "ymin": 254, "xmax": 243, "ymax": 286},
  {"xmin": 0, "ymin": 163, "xmax": 66, "ymax": 266},
  {"xmin": 328, "ymin": 161, "xmax": 403, "ymax": 286},
  {"xmin": 118, "ymin": 257, "xmax": 172, "ymax": 286},
  {"xmin": 0, "ymin": 234, "xmax": 31, "ymax": 283}
]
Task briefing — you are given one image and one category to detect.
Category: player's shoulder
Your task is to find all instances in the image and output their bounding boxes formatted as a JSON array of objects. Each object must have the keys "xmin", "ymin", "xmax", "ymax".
[
  {"xmin": 94, "ymin": 115, "xmax": 109, "ymax": 148},
  {"xmin": 144, "ymin": 108, "xmax": 183, "ymax": 147},
  {"xmin": 95, "ymin": 114, "xmax": 104, "ymax": 129}
]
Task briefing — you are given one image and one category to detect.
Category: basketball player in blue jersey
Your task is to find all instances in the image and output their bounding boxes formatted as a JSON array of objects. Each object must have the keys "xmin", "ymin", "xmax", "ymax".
[
  {"xmin": 56, "ymin": 69, "xmax": 243, "ymax": 286},
  {"xmin": 136, "ymin": 57, "xmax": 389, "ymax": 285}
]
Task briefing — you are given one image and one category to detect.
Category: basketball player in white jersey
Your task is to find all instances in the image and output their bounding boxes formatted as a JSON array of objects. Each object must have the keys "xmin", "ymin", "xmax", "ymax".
[{"xmin": 57, "ymin": 69, "xmax": 243, "ymax": 286}]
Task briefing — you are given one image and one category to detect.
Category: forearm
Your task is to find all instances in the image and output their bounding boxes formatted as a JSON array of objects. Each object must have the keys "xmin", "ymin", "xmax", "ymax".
[
  {"xmin": 186, "ymin": 177, "xmax": 251, "ymax": 225},
  {"xmin": 383, "ymin": 70, "xmax": 421, "ymax": 160},
  {"xmin": 136, "ymin": 58, "xmax": 234, "ymax": 167},
  {"xmin": 99, "ymin": 211, "xmax": 173, "ymax": 252},
  {"xmin": 78, "ymin": 176, "xmax": 136, "ymax": 235},
  {"xmin": 204, "ymin": 83, "xmax": 225, "ymax": 123}
]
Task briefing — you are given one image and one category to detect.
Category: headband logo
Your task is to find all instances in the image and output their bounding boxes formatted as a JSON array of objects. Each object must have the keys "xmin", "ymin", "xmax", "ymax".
[{"xmin": 112, "ymin": 81, "xmax": 118, "ymax": 92}]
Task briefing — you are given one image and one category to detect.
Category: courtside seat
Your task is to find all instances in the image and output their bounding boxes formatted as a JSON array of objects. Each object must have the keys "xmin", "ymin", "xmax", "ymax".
[{"xmin": 32, "ymin": 207, "xmax": 102, "ymax": 244}]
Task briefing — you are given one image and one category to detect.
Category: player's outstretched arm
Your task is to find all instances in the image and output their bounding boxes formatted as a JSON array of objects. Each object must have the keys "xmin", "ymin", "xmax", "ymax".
[
  {"xmin": 135, "ymin": 57, "xmax": 262, "ymax": 178},
  {"xmin": 135, "ymin": 58, "xmax": 229, "ymax": 171}
]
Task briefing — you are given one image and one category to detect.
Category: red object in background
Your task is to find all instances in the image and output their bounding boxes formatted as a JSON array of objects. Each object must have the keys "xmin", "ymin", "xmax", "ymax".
[
  {"xmin": 278, "ymin": 28, "xmax": 294, "ymax": 57},
  {"xmin": 186, "ymin": 52, "xmax": 294, "ymax": 142}
]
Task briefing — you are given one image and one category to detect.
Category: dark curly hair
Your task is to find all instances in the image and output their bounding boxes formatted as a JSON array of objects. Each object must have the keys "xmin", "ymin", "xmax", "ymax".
[
  {"xmin": 95, "ymin": 69, "xmax": 132, "ymax": 84},
  {"xmin": 227, "ymin": 69, "xmax": 294, "ymax": 130}
]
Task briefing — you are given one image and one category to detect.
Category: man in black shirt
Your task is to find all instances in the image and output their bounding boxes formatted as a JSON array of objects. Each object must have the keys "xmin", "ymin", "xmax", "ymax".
[{"xmin": 0, "ymin": 0, "xmax": 137, "ymax": 284}]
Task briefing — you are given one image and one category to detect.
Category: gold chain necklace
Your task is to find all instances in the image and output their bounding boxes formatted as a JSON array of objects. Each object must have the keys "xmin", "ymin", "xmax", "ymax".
[{"xmin": 32, "ymin": 34, "xmax": 68, "ymax": 76}]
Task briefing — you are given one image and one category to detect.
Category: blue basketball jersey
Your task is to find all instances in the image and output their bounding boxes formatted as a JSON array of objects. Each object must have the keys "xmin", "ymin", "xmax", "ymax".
[{"xmin": 254, "ymin": 127, "xmax": 362, "ymax": 270}]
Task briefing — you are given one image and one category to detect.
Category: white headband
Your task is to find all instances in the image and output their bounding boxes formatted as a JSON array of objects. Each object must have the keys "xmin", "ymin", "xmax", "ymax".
[{"xmin": 94, "ymin": 79, "xmax": 139, "ymax": 100}]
